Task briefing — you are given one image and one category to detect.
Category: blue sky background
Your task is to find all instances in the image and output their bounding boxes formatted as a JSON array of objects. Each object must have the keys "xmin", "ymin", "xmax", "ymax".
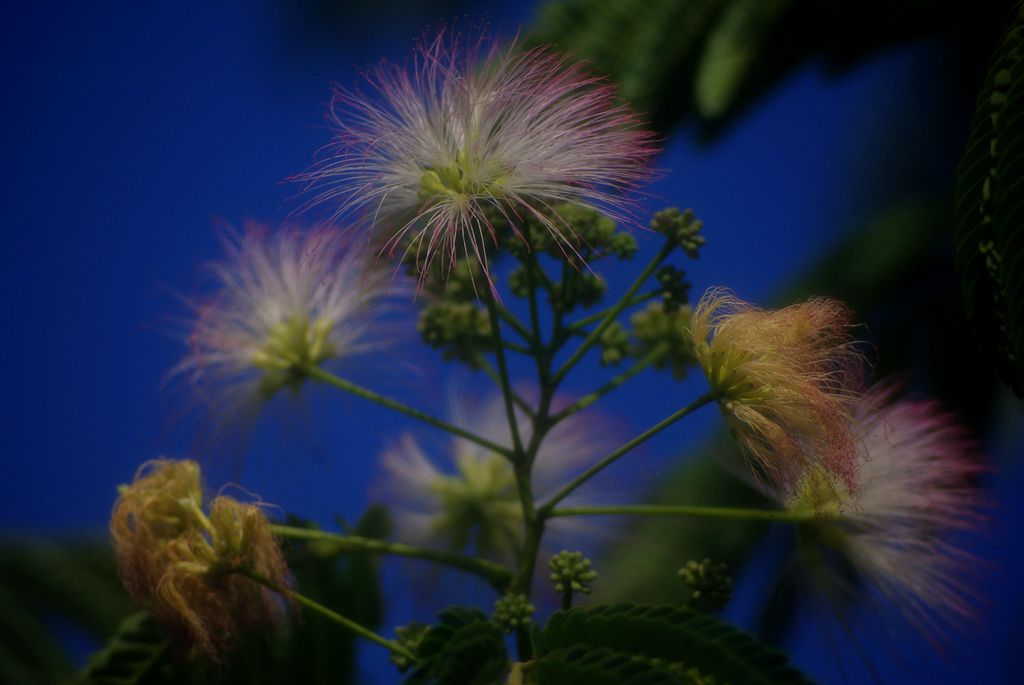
[{"xmin": 3, "ymin": 1, "xmax": 1022, "ymax": 683}]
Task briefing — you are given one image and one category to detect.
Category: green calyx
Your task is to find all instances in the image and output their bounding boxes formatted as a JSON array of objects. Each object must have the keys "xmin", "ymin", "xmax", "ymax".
[{"xmin": 251, "ymin": 314, "xmax": 335, "ymax": 395}]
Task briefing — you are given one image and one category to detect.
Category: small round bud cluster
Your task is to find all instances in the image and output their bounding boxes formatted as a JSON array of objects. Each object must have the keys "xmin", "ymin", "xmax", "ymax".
[
  {"xmin": 550, "ymin": 550, "xmax": 598, "ymax": 596},
  {"xmin": 505, "ymin": 204, "xmax": 639, "ymax": 264},
  {"xmin": 507, "ymin": 266, "xmax": 533, "ymax": 298},
  {"xmin": 651, "ymin": 208, "xmax": 705, "ymax": 258},
  {"xmin": 678, "ymin": 559, "xmax": 732, "ymax": 613},
  {"xmin": 654, "ymin": 265, "xmax": 691, "ymax": 312},
  {"xmin": 630, "ymin": 302, "xmax": 696, "ymax": 379},
  {"xmin": 492, "ymin": 593, "xmax": 536, "ymax": 634},
  {"xmin": 418, "ymin": 302, "xmax": 493, "ymax": 364},
  {"xmin": 555, "ymin": 273, "xmax": 608, "ymax": 312},
  {"xmin": 599, "ymin": 321, "xmax": 631, "ymax": 366},
  {"xmin": 390, "ymin": 622, "xmax": 428, "ymax": 672}
]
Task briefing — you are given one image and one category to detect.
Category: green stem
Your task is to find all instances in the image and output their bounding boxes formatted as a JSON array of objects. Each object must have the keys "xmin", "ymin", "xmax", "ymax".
[
  {"xmin": 549, "ymin": 345, "xmax": 665, "ymax": 423},
  {"xmin": 302, "ymin": 364, "xmax": 511, "ymax": 458},
  {"xmin": 483, "ymin": 294, "xmax": 525, "ymax": 458},
  {"xmin": 495, "ymin": 302, "xmax": 533, "ymax": 343},
  {"xmin": 567, "ymin": 292, "xmax": 659, "ymax": 333},
  {"xmin": 270, "ymin": 525, "xmax": 512, "ymax": 588},
  {"xmin": 553, "ymin": 239, "xmax": 674, "ymax": 384},
  {"xmin": 504, "ymin": 340, "xmax": 534, "ymax": 355},
  {"xmin": 548, "ymin": 505, "xmax": 817, "ymax": 523},
  {"xmin": 237, "ymin": 568, "xmax": 415, "ymax": 661},
  {"xmin": 539, "ymin": 391, "xmax": 717, "ymax": 515},
  {"xmin": 473, "ymin": 354, "xmax": 535, "ymax": 418}
]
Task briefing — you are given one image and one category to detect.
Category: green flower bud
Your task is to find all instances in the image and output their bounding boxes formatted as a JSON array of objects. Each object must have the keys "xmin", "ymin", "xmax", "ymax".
[
  {"xmin": 493, "ymin": 593, "xmax": 536, "ymax": 634},
  {"xmin": 651, "ymin": 208, "xmax": 705, "ymax": 258},
  {"xmin": 418, "ymin": 302, "xmax": 493, "ymax": 365},
  {"xmin": 678, "ymin": 559, "xmax": 732, "ymax": 613},
  {"xmin": 630, "ymin": 302, "xmax": 696, "ymax": 379},
  {"xmin": 599, "ymin": 321, "xmax": 631, "ymax": 366},
  {"xmin": 550, "ymin": 550, "xmax": 598, "ymax": 596}
]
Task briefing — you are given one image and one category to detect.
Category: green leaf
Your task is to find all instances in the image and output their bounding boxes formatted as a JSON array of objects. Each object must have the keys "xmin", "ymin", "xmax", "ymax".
[
  {"xmin": 954, "ymin": 1, "xmax": 1024, "ymax": 396},
  {"xmin": 530, "ymin": 0, "xmax": 1006, "ymax": 136},
  {"xmin": 694, "ymin": 0, "xmax": 793, "ymax": 118},
  {"xmin": 535, "ymin": 645, "xmax": 687, "ymax": 685},
  {"xmin": 408, "ymin": 607, "xmax": 508, "ymax": 685},
  {"xmin": 534, "ymin": 604, "xmax": 815, "ymax": 685},
  {"xmin": 77, "ymin": 612, "xmax": 170, "ymax": 685}
]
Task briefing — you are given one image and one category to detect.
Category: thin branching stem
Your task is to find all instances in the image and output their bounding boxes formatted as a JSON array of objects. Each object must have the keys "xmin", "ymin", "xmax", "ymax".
[
  {"xmin": 483, "ymin": 293, "xmax": 526, "ymax": 459},
  {"xmin": 270, "ymin": 525, "xmax": 512, "ymax": 588},
  {"xmin": 237, "ymin": 568, "xmax": 416, "ymax": 661},
  {"xmin": 553, "ymin": 239, "xmax": 675, "ymax": 384},
  {"xmin": 548, "ymin": 505, "xmax": 817, "ymax": 523},
  {"xmin": 549, "ymin": 345, "xmax": 666, "ymax": 423},
  {"xmin": 566, "ymin": 291, "xmax": 659, "ymax": 334},
  {"xmin": 303, "ymin": 364, "xmax": 511, "ymax": 458},
  {"xmin": 539, "ymin": 390, "xmax": 717, "ymax": 515}
]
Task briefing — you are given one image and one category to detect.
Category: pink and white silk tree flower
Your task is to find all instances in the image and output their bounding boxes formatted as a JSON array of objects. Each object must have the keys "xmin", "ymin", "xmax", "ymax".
[
  {"xmin": 689, "ymin": 288, "xmax": 865, "ymax": 490},
  {"xmin": 298, "ymin": 30, "xmax": 658, "ymax": 283},
  {"xmin": 377, "ymin": 389, "xmax": 620, "ymax": 564},
  {"xmin": 175, "ymin": 224, "xmax": 390, "ymax": 410},
  {"xmin": 780, "ymin": 386, "xmax": 986, "ymax": 646}
]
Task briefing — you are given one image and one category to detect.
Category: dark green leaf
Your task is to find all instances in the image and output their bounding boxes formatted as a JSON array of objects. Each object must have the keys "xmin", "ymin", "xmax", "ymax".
[
  {"xmin": 534, "ymin": 604, "xmax": 815, "ymax": 685},
  {"xmin": 954, "ymin": 1, "xmax": 1024, "ymax": 395},
  {"xmin": 408, "ymin": 607, "xmax": 508, "ymax": 685},
  {"xmin": 535, "ymin": 645, "xmax": 687, "ymax": 685},
  {"xmin": 694, "ymin": 0, "xmax": 793, "ymax": 117},
  {"xmin": 77, "ymin": 612, "xmax": 170, "ymax": 685}
]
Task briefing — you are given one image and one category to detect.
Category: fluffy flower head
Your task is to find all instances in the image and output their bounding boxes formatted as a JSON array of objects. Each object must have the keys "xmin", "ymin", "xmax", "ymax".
[
  {"xmin": 780, "ymin": 388, "xmax": 986, "ymax": 644},
  {"xmin": 689, "ymin": 288, "xmax": 864, "ymax": 488},
  {"xmin": 111, "ymin": 459, "xmax": 292, "ymax": 660},
  {"xmin": 378, "ymin": 390, "xmax": 617, "ymax": 562},
  {"xmin": 300, "ymin": 30, "xmax": 658, "ymax": 281},
  {"xmin": 178, "ymin": 224, "xmax": 389, "ymax": 405}
]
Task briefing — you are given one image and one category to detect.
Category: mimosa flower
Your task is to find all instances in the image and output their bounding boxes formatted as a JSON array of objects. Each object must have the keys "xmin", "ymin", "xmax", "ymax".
[
  {"xmin": 298, "ymin": 30, "xmax": 657, "ymax": 282},
  {"xmin": 781, "ymin": 388, "xmax": 986, "ymax": 644},
  {"xmin": 688, "ymin": 288, "xmax": 864, "ymax": 488},
  {"xmin": 111, "ymin": 459, "xmax": 292, "ymax": 660},
  {"xmin": 176, "ymin": 224, "xmax": 389, "ymax": 408},
  {"xmin": 377, "ymin": 390, "xmax": 618, "ymax": 563}
]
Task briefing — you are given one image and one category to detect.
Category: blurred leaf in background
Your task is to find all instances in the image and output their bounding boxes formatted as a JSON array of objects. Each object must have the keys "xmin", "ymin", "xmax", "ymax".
[{"xmin": 530, "ymin": 0, "xmax": 1012, "ymax": 138}]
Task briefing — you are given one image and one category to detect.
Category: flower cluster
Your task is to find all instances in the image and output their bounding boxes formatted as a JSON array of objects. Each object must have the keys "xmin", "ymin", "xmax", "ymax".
[
  {"xmin": 377, "ymin": 390, "xmax": 618, "ymax": 563},
  {"xmin": 780, "ymin": 387, "xmax": 985, "ymax": 643},
  {"xmin": 298, "ymin": 30, "xmax": 657, "ymax": 282},
  {"xmin": 177, "ymin": 224, "xmax": 389, "ymax": 410},
  {"xmin": 110, "ymin": 459, "xmax": 292, "ymax": 660},
  {"xmin": 689, "ymin": 288, "xmax": 864, "ymax": 489},
  {"xmin": 688, "ymin": 289, "xmax": 985, "ymax": 640}
]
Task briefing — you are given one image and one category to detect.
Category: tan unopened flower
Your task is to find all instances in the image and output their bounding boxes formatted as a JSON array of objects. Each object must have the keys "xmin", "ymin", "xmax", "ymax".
[
  {"xmin": 111, "ymin": 459, "xmax": 291, "ymax": 660},
  {"xmin": 689, "ymin": 288, "xmax": 864, "ymax": 488}
]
